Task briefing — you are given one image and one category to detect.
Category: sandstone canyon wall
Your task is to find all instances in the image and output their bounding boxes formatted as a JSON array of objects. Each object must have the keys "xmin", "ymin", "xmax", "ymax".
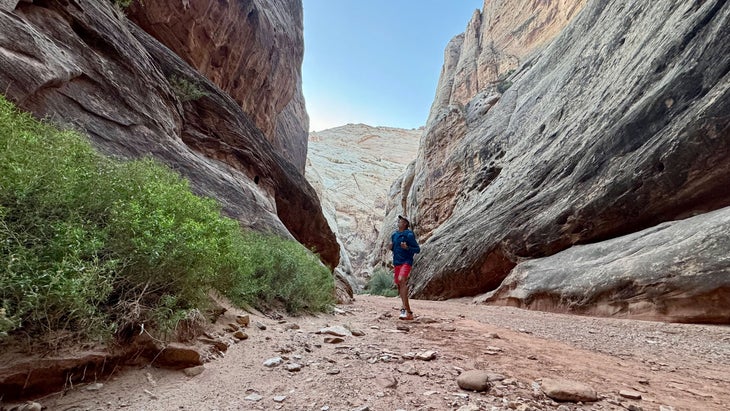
[
  {"xmin": 0, "ymin": 0, "xmax": 339, "ymax": 270},
  {"xmin": 127, "ymin": 0, "xmax": 309, "ymax": 172},
  {"xmin": 306, "ymin": 124, "xmax": 421, "ymax": 289},
  {"xmin": 375, "ymin": 0, "xmax": 730, "ymax": 323}
]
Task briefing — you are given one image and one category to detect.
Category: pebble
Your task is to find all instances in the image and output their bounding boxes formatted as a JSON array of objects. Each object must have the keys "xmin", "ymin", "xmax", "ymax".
[
  {"xmin": 620, "ymin": 389, "xmax": 642, "ymax": 400},
  {"xmin": 318, "ymin": 325, "xmax": 352, "ymax": 337},
  {"xmin": 183, "ymin": 365, "xmax": 205, "ymax": 377},
  {"xmin": 245, "ymin": 393, "xmax": 263, "ymax": 401},
  {"xmin": 233, "ymin": 330, "xmax": 248, "ymax": 340},
  {"xmin": 285, "ymin": 363, "xmax": 303, "ymax": 372},
  {"xmin": 540, "ymin": 378, "xmax": 598, "ymax": 402},
  {"xmin": 236, "ymin": 314, "xmax": 250, "ymax": 326},
  {"xmin": 375, "ymin": 374, "xmax": 398, "ymax": 388},
  {"xmin": 324, "ymin": 336, "xmax": 345, "ymax": 344},
  {"xmin": 456, "ymin": 370, "xmax": 492, "ymax": 392},
  {"xmin": 10, "ymin": 402, "xmax": 42, "ymax": 411},
  {"xmin": 416, "ymin": 350, "xmax": 437, "ymax": 361},
  {"xmin": 85, "ymin": 382, "xmax": 104, "ymax": 391},
  {"xmin": 487, "ymin": 373, "xmax": 506, "ymax": 381},
  {"xmin": 255, "ymin": 321, "xmax": 267, "ymax": 330},
  {"xmin": 273, "ymin": 395, "xmax": 287, "ymax": 402},
  {"xmin": 264, "ymin": 357, "xmax": 284, "ymax": 367}
]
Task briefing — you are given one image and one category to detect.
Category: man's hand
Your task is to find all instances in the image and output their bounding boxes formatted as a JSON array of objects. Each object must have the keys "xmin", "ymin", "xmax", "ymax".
[{"xmin": 400, "ymin": 241, "xmax": 408, "ymax": 249}]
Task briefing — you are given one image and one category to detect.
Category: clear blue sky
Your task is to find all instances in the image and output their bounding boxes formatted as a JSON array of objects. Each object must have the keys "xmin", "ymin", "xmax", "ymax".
[{"xmin": 302, "ymin": 1, "xmax": 482, "ymax": 131}]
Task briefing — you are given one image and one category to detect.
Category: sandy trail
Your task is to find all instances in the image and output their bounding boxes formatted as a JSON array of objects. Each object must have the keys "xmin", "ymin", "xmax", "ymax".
[{"xmin": 38, "ymin": 295, "xmax": 730, "ymax": 411}]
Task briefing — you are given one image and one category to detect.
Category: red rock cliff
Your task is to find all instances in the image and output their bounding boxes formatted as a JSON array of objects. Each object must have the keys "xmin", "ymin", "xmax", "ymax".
[
  {"xmin": 128, "ymin": 0, "xmax": 309, "ymax": 172},
  {"xmin": 0, "ymin": 0, "xmax": 338, "ymax": 269}
]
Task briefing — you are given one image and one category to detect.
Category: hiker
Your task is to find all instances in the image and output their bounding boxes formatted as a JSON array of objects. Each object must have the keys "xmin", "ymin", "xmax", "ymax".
[{"xmin": 392, "ymin": 214, "xmax": 420, "ymax": 320}]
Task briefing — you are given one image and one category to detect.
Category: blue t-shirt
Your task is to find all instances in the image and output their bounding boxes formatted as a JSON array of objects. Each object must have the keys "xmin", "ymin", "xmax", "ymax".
[{"xmin": 391, "ymin": 229, "xmax": 420, "ymax": 265}]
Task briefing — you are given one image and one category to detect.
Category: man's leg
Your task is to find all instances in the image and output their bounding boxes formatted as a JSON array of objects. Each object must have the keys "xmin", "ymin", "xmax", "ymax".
[
  {"xmin": 397, "ymin": 264, "xmax": 413, "ymax": 320},
  {"xmin": 398, "ymin": 276, "xmax": 411, "ymax": 314},
  {"xmin": 394, "ymin": 265, "xmax": 405, "ymax": 318}
]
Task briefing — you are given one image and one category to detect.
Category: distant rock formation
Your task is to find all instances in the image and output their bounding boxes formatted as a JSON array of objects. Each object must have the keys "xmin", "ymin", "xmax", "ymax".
[
  {"xmin": 0, "ymin": 0, "xmax": 338, "ymax": 269},
  {"xmin": 306, "ymin": 124, "xmax": 421, "ymax": 289},
  {"xmin": 434, "ymin": 0, "xmax": 587, "ymax": 110},
  {"xmin": 375, "ymin": 0, "xmax": 730, "ymax": 323},
  {"xmin": 128, "ymin": 0, "xmax": 309, "ymax": 172}
]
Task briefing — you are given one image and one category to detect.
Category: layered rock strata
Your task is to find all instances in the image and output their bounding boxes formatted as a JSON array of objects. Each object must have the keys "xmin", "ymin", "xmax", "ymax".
[
  {"xmin": 128, "ymin": 0, "xmax": 309, "ymax": 171},
  {"xmin": 0, "ymin": 0, "xmax": 338, "ymax": 269},
  {"xmin": 375, "ymin": 0, "xmax": 730, "ymax": 323},
  {"xmin": 479, "ymin": 206, "xmax": 730, "ymax": 324}
]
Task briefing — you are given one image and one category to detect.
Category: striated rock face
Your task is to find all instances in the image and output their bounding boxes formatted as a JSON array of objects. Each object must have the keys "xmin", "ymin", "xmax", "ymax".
[
  {"xmin": 478, "ymin": 206, "xmax": 730, "ymax": 324},
  {"xmin": 374, "ymin": 0, "xmax": 588, "ymax": 264},
  {"xmin": 415, "ymin": 0, "xmax": 588, "ymax": 242},
  {"xmin": 435, "ymin": 0, "xmax": 587, "ymax": 110},
  {"xmin": 0, "ymin": 0, "xmax": 338, "ymax": 269},
  {"xmin": 307, "ymin": 124, "xmax": 421, "ymax": 288},
  {"xmin": 377, "ymin": 0, "xmax": 730, "ymax": 323},
  {"xmin": 127, "ymin": 0, "xmax": 309, "ymax": 171}
]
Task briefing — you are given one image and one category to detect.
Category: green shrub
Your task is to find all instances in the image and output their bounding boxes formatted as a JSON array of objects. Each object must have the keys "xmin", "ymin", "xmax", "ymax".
[
  {"xmin": 496, "ymin": 69, "xmax": 516, "ymax": 93},
  {"xmin": 0, "ymin": 96, "xmax": 333, "ymax": 344},
  {"xmin": 367, "ymin": 268, "xmax": 398, "ymax": 297},
  {"xmin": 169, "ymin": 75, "xmax": 209, "ymax": 102},
  {"xmin": 220, "ymin": 232, "xmax": 335, "ymax": 313},
  {"xmin": 112, "ymin": 0, "xmax": 133, "ymax": 9}
]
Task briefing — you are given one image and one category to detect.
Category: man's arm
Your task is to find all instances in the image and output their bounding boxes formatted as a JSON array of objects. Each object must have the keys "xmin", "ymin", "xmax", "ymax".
[{"xmin": 407, "ymin": 232, "xmax": 420, "ymax": 254}]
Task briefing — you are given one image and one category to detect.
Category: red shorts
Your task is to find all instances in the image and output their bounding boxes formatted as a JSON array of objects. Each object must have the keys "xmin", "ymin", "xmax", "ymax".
[{"xmin": 394, "ymin": 264, "xmax": 412, "ymax": 284}]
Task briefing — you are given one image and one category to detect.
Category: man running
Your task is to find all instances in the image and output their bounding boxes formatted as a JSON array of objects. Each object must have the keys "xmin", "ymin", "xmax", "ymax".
[{"xmin": 391, "ymin": 215, "xmax": 420, "ymax": 320}]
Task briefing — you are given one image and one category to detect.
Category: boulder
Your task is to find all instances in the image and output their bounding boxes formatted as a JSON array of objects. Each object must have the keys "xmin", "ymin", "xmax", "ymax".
[
  {"xmin": 183, "ymin": 365, "xmax": 205, "ymax": 377},
  {"xmin": 479, "ymin": 206, "xmax": 730, "ymax": 324}
]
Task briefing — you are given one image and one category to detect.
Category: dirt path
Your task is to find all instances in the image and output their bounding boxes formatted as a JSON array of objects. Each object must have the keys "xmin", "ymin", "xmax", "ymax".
[{"xmin": 37, "ymin": 295, "xmax": 730, "ymax": 411}]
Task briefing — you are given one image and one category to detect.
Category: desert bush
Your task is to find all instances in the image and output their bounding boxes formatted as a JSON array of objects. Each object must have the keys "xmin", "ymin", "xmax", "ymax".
[
  {"xmin": 219, "ymin": 232, "xmax": 335, "ymax": 313},
  {"xmin": 0, "ymin": 96, "xmax": 332, "ymax": 344},
  {"xmin": 169, "ymin": 75, "xmax": 209, "ymax": 102},
  {"xmin": 366, "ymin": 268, "xmax": 398, "ymax": 297}
]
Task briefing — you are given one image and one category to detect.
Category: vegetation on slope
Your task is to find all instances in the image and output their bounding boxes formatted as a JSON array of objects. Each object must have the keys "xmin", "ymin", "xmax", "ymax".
[{"xmin": 0, "ymin": 96, "xmax": 333, "ymax": 344}]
